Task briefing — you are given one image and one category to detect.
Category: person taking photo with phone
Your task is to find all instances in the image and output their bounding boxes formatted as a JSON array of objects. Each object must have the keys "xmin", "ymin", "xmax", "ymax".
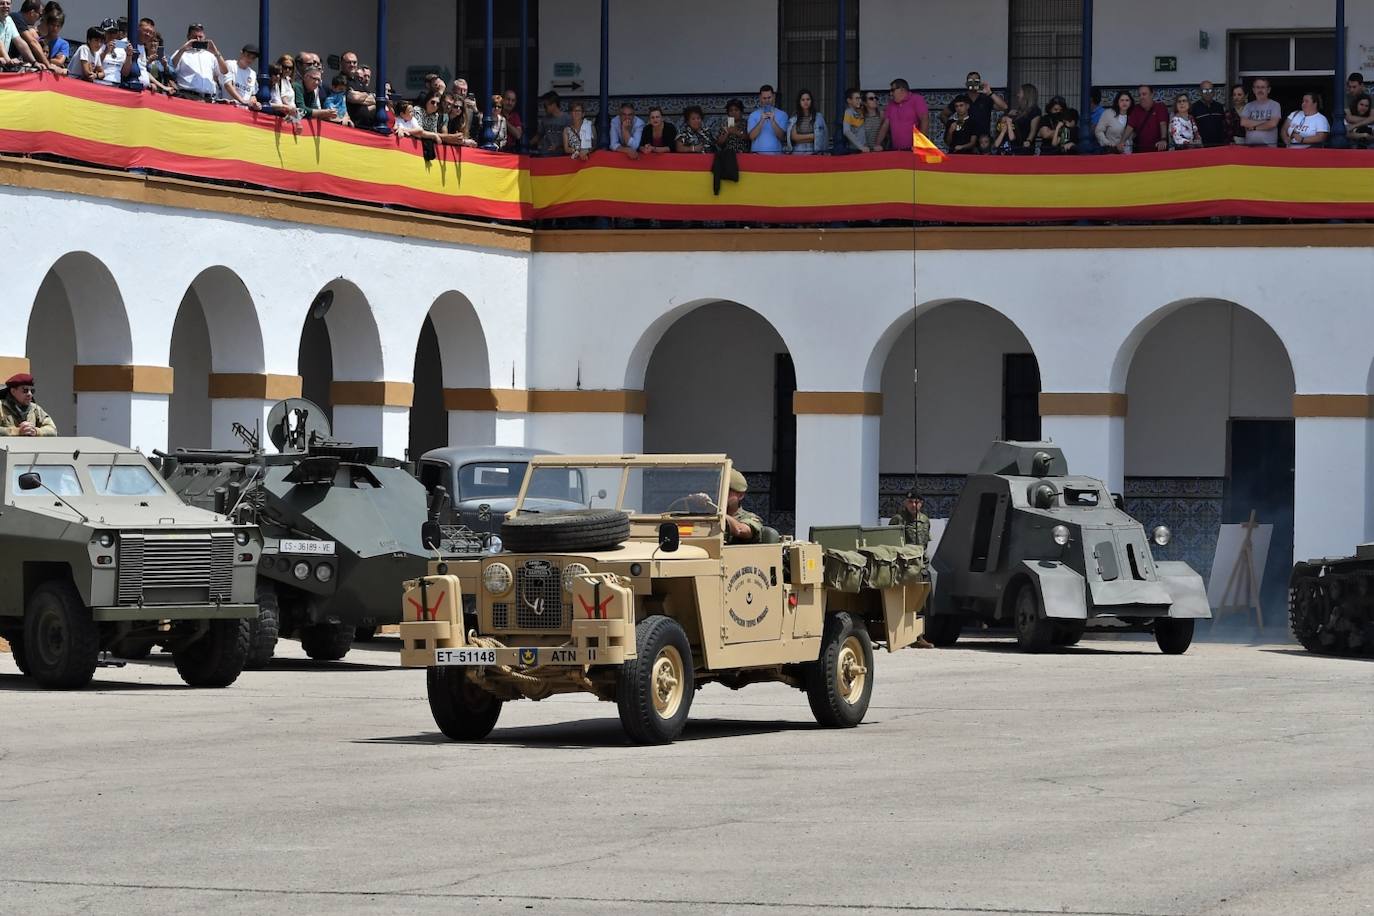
[{"xmin": 171, "ymin": 22, "xmax": 225, "ymax": 101}]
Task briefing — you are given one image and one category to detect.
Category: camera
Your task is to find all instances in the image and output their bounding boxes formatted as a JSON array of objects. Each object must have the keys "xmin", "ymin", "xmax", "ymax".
[
  {"xmin": 966, "ymin": 78, "xmax": 981, "ymax": 91},
  {"xmin": 192, "ymin": 40, "xmax": 208, "ymax": 50}
]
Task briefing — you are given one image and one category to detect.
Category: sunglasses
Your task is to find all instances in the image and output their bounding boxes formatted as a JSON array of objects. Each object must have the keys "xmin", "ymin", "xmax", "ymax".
[
  {"xmin": 865, "ymin": 95, "xmax": 877, "ymax": 101},
  {"xmin": 17, "ymin": 386, "xmax": 34, "ymax": 394}
]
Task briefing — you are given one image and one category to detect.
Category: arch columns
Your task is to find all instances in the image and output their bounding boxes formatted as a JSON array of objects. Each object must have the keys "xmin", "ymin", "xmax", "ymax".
[
  {"xmin": 794, "ymin": 392, "xmax": 883, "ymax": 538},
  {"xmin": 489, "ymin": 390, "xmax": 646, "ymax": 454},
  {"xmin": 1292, "ymin": 395, "xmax": 1371, "ymax": 561},
  {"xmin": 1038, "ymin": 393, "xmax": 1126, "ymax": 493},
  {"xmin": 331, "ymin": 382, "xmax": 413, "ymax": 458},
  {"xmin": 73, "ymin": 365, "xmax": 172, "ymax": 452}
]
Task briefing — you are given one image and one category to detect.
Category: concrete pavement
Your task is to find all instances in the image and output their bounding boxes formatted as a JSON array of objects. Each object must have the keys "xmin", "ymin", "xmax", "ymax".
[{"xmin": 1, "ymin": 634, "xmax": 1371, "ymax": 916}]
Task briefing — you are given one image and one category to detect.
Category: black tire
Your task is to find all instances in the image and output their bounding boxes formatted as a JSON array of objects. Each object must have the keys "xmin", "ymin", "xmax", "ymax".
[
  {"xmin": 299, "ymin": 621, "xmax": 353, "ymax": 661},
  {"xmin": 1053, "ymin": 621, "xmax": 1086, "ymax": 647},
  {"xmin": 172, "ymin": 618, "xmax": 250, "ymax": 687},
  {"xmin": 427, "ymin": 667, "xmax": 503, "ymax": 740},
  {"xmin": 1288, "ymin": 566, "xmax": 1334, "ymax": 654},
  {"xmin": 1013, "ymin": 585, "xmax": 1054, "ymax": 653},
  {"xmin": 23, "ymin": 580, "xmax": 99, "ymax": 689},
  {"xmin": 1154, "ymin": 617, "xmax": 1195, "ymax": 655},
  {"xmin": 616, "ymin": 615, "xmax": 694, "ymax": 744},
  {"xmin": 246, "ymin": 584, "xmax": 281, "ymax": 670},
  {"xmin": 500, "ymin": 509, "xmax": 631, "ymax": 554},
  {"xmin": 354, "ymin": 625, "xmax": 378, "ymax": 642},
  {"xmin": 923, "ymin": 613, "xmax": 962, "ymax": 647},
  {"xmin": 804, "ymin": 612, "xmax": 875, "ymax": 728}
]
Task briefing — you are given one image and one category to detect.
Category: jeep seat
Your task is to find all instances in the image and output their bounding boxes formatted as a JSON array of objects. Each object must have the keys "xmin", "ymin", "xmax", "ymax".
[{"xmin": 760, "ymin": 526, "xmax": 781, "ymax": 544}]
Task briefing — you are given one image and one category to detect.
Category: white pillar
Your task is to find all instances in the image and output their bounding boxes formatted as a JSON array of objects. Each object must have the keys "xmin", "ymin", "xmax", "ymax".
[
  {"xmin": 1039, "ymin": 415, "xmax": 1125, "ymax": 492},
  {"xmin": 209, "ymin": 399, "xmax": 275, "ymax": 451},
  {"xmin": 1294, "ymin": 416, "xmax": 1369, "ymax": 561},
  {"xmin": 446, "ymin": 410, "xmax": 530, "ymax": 448},
  {"xmin": 525, "ymin": 412, "xmax": 643, "ymax": 454},
  {"xmin": 333, "ymin": 405, "xmax": 411, "ymax": 459},
  {"xmin": 795, "ymin": 413, "xmax": 880, "ymax": 538},
  {"xmin": 76, "ymin": 392, "xmax": 169, "ymax": 454}
]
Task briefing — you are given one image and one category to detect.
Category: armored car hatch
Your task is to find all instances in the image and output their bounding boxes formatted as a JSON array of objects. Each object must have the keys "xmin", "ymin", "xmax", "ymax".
[{"xmin": 928, "ymin": 440, "xmax": 1209, "ymax": 654}]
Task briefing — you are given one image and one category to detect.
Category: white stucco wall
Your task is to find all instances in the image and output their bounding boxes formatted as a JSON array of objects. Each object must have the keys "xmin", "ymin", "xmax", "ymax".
[{"xmin": 860, "ymin": 0, "xmax": 1008, "ymax": 90}]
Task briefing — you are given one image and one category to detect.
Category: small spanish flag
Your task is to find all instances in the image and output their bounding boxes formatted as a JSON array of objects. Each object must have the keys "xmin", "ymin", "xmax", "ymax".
[{"xmin": 913, "ymin": 127, "xmax": 946, "ymax": 164}]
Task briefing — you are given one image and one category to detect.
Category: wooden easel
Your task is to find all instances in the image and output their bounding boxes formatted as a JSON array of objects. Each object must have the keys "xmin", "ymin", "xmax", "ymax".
[{"xmin": 1214, "ymin": 510, "xmax": 1264, "ymax": 630}]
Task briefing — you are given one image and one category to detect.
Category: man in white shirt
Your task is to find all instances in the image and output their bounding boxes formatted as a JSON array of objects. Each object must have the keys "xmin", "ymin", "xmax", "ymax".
[
  {"xmin": 1283, "ymin": 92, "xmax": 1330, "ymax": 149},
  {"xmin": 609, "ymin": 101, "xmax": 644, "ymax": 158},
  {"xmin": 221, "ymin": 43, "xmax": 261, "ymax": 110},
  {"xmin": 171, "ymin": 22, "xmax": 225, "ymax": 101},
  {"xmin": 95, "ymin": 19, "xmax": 134, "ymax": 87}
]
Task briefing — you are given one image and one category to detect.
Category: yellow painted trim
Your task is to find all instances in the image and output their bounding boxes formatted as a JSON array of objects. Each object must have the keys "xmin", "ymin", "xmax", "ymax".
[
  {"xmin": 1039, "ymin": 393, "xmax": 1128, "ymax": 417},
  {"xmin": 73, "ymin": 365, "xmax": 174, "ymax": 395},
  {"xmin": 792, "ymin": 392, "xmax": 884, "ymax": 416},
  {"xmin": 443, "ymin": 389, "xmax": 647, "ymax": 414},
  {"xmin": 208, "ymin": 373, "xmax": 303, "ymax": 401},
  {"xmin": 1292, "ymin": 394, "xmax": 1373, "ymax": 419},
  {"xmin": 331, "ymin": 381, "xmax": 415, "ymax": 408}
]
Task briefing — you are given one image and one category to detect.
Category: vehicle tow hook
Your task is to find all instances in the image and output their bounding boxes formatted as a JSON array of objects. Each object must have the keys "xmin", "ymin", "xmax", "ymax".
[{"xmin": 96, "ymin": 652, "xmax": 127, "ymax": 669}]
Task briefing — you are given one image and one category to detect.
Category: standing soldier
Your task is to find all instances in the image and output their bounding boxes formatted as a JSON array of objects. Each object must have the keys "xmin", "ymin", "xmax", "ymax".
[
  {"xmin": 890, "ymin": 489, "xmax": 930, "ymax": 548},
  {"xmin": 0, "ymin": 373, "xmax": 57, "ymax": 437}
]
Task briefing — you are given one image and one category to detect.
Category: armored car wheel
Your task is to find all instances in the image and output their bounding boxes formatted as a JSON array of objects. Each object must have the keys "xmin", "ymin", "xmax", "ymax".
[
  {"xmin": 24, "ymin": 580, "xmax": 100, "ymax": 689},
  {"xmin": 173, "ymin": 619, "xmax": 250, "ymax": 687},
  {"xmin": 245, "ymin": 584, "xmax": 281, "ymax": 670},
  {"xmin": 1153, "ymin": 618, "xmax": 1195, "ymax": 655},
  {"xmin": 427, "ymin": 668, "xmax": 503, "ymax": 740},
  {"xmin": 1052, "ymin": 622, "xmax": 1085, "ymax": 647},
  {"xmin": 805, "ymin": 612, "xmax": 874, "ymax": 728},
  {"xmin": 299, "ymin": 621, "xmax": 353, "ymax": 661},
  {"xmin": 922, "ymin": 614, "xmax": 962, "ymax": 647},
  {"xmin": 1013, "ymin": 585, "xmax": 1055, "ymax": 653},
  {"xmin": 617, "ymin": 615, "xmax": 694, "ymax": 745}
]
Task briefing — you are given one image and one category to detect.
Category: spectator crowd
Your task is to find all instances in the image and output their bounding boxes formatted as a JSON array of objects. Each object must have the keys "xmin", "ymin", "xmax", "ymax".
[{"xmin": 5, "ymin": 4, "xmax": 1372, "ymax": 157}]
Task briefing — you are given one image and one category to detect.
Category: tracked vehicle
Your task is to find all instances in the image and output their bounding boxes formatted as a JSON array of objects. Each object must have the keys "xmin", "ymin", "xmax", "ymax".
[
  {"xmin": 159, "ymin": 399, "xmax": 441, "ymax": 667},
  {"xmin": 1289, "ymin": 551, "xmax": 1374, "ymax": 656}
]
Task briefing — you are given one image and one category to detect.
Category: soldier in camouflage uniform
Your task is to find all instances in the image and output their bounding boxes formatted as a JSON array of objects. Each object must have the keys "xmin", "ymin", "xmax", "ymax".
[
  {"xmin": 0, "ymin": 373, "xmax": 57, "ymax": 438},
  {"xmin": 724, "ymin": 468, "xmax": 763, "ymax": 545},
  {"xmin": 889, "ymin": 489, "xmax": 930, "ymax": 548}
]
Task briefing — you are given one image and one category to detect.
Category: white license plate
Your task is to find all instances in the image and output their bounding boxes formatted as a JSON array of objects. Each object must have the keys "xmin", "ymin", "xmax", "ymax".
[
  {"xmin": 435, "ymin": 648, "xmax": 497, "ymax": 666},
  {"xmin": 280, "ymin": 539, "xmax": 336, "ymax": 556}
]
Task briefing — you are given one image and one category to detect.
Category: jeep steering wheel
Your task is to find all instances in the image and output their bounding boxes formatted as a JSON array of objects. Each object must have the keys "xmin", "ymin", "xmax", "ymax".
[{"xmin": 667, "ymin": 493, "xmax": 718, "ymax": 514}]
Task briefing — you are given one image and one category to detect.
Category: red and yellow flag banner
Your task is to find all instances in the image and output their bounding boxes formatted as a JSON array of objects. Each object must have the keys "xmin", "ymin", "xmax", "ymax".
[{"xmin": 3, "ymin": 74, "xmax": 1373, "ymax": 224}]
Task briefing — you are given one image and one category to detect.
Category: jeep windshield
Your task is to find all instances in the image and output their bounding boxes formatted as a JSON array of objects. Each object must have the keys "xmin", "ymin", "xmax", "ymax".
[{"xmin": 518, "ymin": 461, "xmax": 726, "ymax": 519}]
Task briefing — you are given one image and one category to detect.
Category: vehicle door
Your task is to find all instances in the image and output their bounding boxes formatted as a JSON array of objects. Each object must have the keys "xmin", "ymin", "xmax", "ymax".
[{"xmin": 719, "ymin": 544, "xmax": 785, "ymax": 645}]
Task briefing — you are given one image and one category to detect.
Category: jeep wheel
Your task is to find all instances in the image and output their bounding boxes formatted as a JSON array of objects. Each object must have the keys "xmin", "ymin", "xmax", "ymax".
[
  {"xmin": 616, "ymin": 615, "xmax": 694, "ymax": 744},
  {"xmin": 24, "ymin": 581, "xmax": 100, "ymax": 689},
  {"xmin": 246, "ymin": 584, "xmax": 281, "ymax": 669},
  {"xmin": 1052, "ymin": 622, "xmax": 1086, "ymax": 647},
  {"xmin": 500, "ymin": 509, "xmax": 631, "ymax": 553},
  {"xmin": 173, "ymin": 619, "xmax": 250, "ymax": 687},
  {"xmin": 1013, "ymin": 585, "xmax": 1054, "ymax": 653},
  {"xmin": 1154, "ymin": 618, "xmax": 1195, "ymax": 655},
  {"xmin": 805, "ymin": 612, "xmax": 874, "ymax": 728},
  {"xmin": 923, "ymin": 614, "xmax": 962, "ymax": 647},
  {"xmin": 427, "ymin": 668, "xmax": 503, "ymax": 740},
  {"xmin": 300, "ymin": 621, "xmax": 353, "ymax": 661}
]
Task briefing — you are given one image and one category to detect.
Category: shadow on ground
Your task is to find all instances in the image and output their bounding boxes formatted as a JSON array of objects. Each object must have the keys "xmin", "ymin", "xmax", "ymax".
[
  {"xmin": 359, "ymin": 716, "xmax": 818, "ymax": 749},
  {"xmin": 1259, "ymin": 647, "xmax": 1374, "ymax": 663},
  {"xmin": 0, "ymin": 672, "xmax": 185, "ymax": 692}
]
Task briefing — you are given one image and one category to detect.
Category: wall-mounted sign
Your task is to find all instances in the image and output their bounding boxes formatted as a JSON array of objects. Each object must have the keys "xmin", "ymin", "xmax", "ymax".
[
  {"xmin": 1154, "ymin": 56, "xmax": 1178, "ymax": 72},
  {"xmin": 553, "ymin": 62, "xmax": 582, "ymax": 78}
]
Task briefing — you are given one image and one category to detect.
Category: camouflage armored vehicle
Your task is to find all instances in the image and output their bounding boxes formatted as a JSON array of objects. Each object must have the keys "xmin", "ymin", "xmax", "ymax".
[
  {"xmin": 159, "ymin": 399, "xmax": 437, "ymax": 667},
  {"xmin": 1289, "ymin": 551, "xmax": 1374, "ymax": 656},
  {"xmin": 0, "ymin": 438, "xmax": 260, "ymax": 689},
  {"xmin": 396, "ymin": 454, "xmax": 930, "ymax": 744},
  {"xmin": 928, "ymin": 441, "xmax": 1209, "ymax": 654}
]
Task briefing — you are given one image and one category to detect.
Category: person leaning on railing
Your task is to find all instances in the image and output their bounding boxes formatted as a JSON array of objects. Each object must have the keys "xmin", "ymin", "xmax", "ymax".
[
  {"xmin": 1346, "ymin": 94, "xmax": 1372, "ymax": 149},
  {"xmin": 788, "ymin": 88, "xmax": 827, "ymax": 154},
  {"xmin": 563, "ymin": 101, "xmax": 595, "ymax": 160},
  {"xmin": 64, "ymin": 25, "xmax": 102, "ymax": 80},
  {"xmin": 1095, "ymin": 90, "xmax": 1133, "ymax": 153},
  {"xmin": 171, "ymin": 22, "xmax": 225, "ymax": 102},
  {"xmin": 1282, "ymin": 92, "xmax": 1330, "ymax": 149},
  {"xmin": 640, "ymin": 106, "xmax": 676, "ymax": 154},
  {"xmin": 675, "ymin": 105, "xmax": 714, "ymax": 153}
]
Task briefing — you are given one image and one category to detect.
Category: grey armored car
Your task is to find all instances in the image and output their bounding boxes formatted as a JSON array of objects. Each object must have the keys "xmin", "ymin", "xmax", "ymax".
[
  {"xmin": 0, "ymin": 438, "xmax": 261, "ymax": 689},
  {"xmin": 927, "ymin": 441, "xmax": 1210, "ymax": 653}
]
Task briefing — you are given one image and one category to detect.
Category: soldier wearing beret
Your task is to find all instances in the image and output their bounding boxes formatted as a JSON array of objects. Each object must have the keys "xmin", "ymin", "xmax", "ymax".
[
  {"xmin": 0, "ymin": 373, "xmax": 57, "ymax": 437},
  {"xmin": 724, "ymin": 467, "xmax": 764, "ymax": 545},
  {"xmin": 889, "ymin": 488, "xmax": 930, "ymax": 548}
]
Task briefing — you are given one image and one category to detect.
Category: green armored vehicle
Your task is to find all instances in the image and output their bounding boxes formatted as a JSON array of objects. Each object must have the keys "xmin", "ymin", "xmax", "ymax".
[
  {"xmin": 927, "ymin": 441, "xmax": 1210, "ymax": 654},
  {"xmin": 159, "ymin": 399, "xmax": 441, "ymax": 667},
  {"xmin": 0, "ymin": 438, "xmax": 260, "ymax": 689}
]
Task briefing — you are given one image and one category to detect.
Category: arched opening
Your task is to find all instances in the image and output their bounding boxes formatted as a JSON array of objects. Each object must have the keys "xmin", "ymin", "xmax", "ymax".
[
  {"xmin": 25, "ymin": 253, "xmax": 133, "ymax": 439},
  {"xmin": 409, "ymin": 291, "xmax": 492, "ymax": 459},
  {"xmin": 168, "ymin": 267, "xmax": 265, "ymax": 449},
  {"xmin": 875, "ymin": 300, "xmax": 1039, "ymax": 522},
  {"xmin": 297, "ymin": 279, "xmax": 383, "ymax": 430},
  {"xmin": 640, "ymin": 301, "xmax": 796, "ymax": 534},
  {"xmin": 1121, "ymin": 299, "xmax": 1296, "ymax": 626}
]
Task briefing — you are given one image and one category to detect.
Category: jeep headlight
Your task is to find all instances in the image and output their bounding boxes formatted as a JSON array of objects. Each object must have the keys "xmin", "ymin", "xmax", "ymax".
[
  {"xmin": 1052, "ymin": 525, "xmax": 1071, "ymax": 546},
  {"xmin": 1153, "ymin": 525, "xmax": 1171, "ymax": 547},
  {"xmin": 235, "ymin": 530, "xmax": 250, "ymax": 546},
  {"xmin": 96, "ymin": 532, "xmax": 115, "ymax": 549},
  {"xmin": 486, "ymin": 535, "xmax": 503, "ymax": 555},
  {"xmin": 562, "ymin": 562, "xmax": 590, "ymax": 593},
  {"xmin": 483, "ymin": 562, "xmax": 513, "ymax": 595}
]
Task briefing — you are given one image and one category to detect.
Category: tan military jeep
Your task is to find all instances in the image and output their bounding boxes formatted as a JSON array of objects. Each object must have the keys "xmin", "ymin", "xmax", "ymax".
[{"xmin": 398, "ymin": 454, "xmax": 929, "ymax": 744}]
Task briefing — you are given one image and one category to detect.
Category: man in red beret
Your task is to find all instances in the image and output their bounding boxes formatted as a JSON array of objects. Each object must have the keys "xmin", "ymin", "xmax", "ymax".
[{"xmin": 1, "ymin": 372, "xmax": 57, "ymax": 437}]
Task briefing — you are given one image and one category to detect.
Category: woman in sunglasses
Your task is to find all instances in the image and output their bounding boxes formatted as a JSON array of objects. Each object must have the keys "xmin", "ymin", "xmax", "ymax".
[{"xmin": 862, "ymin": 91, "xmax": 884, "ymax": 150}]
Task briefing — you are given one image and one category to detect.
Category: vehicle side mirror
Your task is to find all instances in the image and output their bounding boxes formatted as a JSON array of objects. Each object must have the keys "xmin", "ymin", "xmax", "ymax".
[
  {"xmin": 1111, "ymin": 493, "xmax": 1125, "ymax": 511},
  {"xmin": 657, "ymin": 521, "xmax": 680, "ymax": 553},
  {"xmin": 17, "ymin": 472, "xmax": 41, "ymax": 491},
  {"xmin": 421, "ymin": 520, "xmax": 443, "ymax": 550}
]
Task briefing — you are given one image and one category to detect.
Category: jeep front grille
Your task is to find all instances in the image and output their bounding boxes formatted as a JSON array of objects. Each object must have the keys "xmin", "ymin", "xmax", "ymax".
[
  {"xmin": 515, "ymin": 560, "xmax": 566, "ymax": 629},
  {"xmin": 117, "ymin": 533, "xmax": 235, "ymax": 605},
  {"xmin": 492, "ymin": 602, "xmax": 509, "ymax": 628}
]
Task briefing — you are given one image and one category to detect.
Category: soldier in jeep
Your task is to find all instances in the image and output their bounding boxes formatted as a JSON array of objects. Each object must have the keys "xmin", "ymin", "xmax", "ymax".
[
  {"xmin": 724, "ymin": 468, "xmax": 763, "ymax": 544},
  {"xmin": 0, "ymin": 372, "xmax": 57, "ymax": 437}
]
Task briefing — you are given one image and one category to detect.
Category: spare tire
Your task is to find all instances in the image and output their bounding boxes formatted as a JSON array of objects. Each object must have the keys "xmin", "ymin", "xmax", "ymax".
[{"xmin": 500, "ymin": 509, "xmax": 631, "ymax": 553}]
